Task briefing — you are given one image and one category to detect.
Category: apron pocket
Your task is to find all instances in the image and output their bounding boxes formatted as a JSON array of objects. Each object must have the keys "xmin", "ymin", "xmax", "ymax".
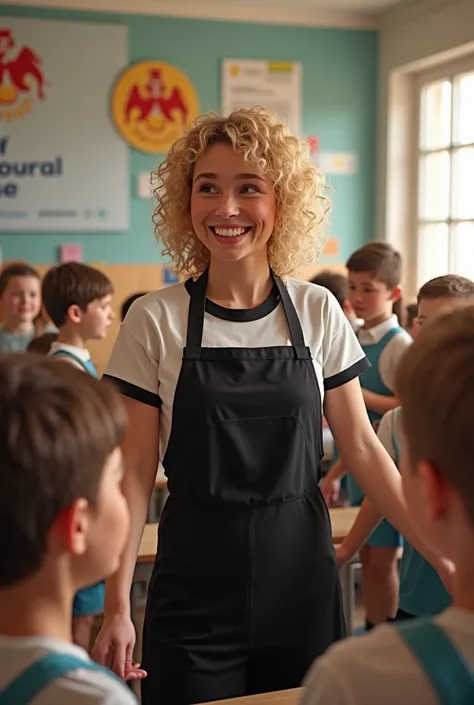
[{"xmin": 208, "ymin": 415, "xmax": 312, "ymax": 504}]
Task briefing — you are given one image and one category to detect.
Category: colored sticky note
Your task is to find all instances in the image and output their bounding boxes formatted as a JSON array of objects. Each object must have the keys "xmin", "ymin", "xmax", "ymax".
[
  {"xmin": 318, "ymin": 153, "xmax": 358, "ymax": 175},
  {"xmin": 307, "ymin": 136, "xmax": 319, "ymax": 154},
  {"xmin": 163, "ymin": 267, "xmax": 179, "ymax": 285},
  {"xmin": 323, "ymin": 238, "xmax": 340, "ymax": 257},
  {"xmin": 59, "ymin": 244, "xmax": 83, "ymax": 263}
]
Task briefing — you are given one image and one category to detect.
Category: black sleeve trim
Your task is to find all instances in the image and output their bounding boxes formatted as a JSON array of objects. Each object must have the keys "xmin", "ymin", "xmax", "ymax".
[
  {"xmin": 324, "ymin": 356, "xmax": 370, "ymax": 391},
  {"xmin": 102, "ymin": 375, "xmax": 162, "ymax": 408}
]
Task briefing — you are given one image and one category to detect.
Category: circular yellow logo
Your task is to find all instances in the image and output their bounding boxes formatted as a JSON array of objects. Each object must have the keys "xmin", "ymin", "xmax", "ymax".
[{"xmin": 111, "ymin": 61, "xmax": 199, "ymax": 154}]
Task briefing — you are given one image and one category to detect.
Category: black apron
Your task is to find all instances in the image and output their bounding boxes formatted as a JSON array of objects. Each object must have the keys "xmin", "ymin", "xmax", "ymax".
[{"xmin": 141, "ymin": 270, "xmax": 345, "ymax": 705}]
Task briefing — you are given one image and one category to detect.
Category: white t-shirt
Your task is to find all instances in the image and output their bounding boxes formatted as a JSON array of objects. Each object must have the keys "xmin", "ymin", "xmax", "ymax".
[
  {"xmin": 300, "ymin": 608, "xmax": 474, "ymax": 705},
  {"xmin": 0, "ymin": 635, "xmax": 137, "ymax": 704},
  {"xmin": 357, "ymin": 315, "xmax": 412, "ymax": 392},
  {"xmin": 104, "ymin": 278, "xmax": 368, "ymax": 464}
]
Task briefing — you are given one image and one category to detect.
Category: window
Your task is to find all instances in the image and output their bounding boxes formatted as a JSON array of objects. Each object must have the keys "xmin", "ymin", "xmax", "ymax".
[{"xmin": 415, "ymin": 62, "xmax": 474, "ymax": 287}]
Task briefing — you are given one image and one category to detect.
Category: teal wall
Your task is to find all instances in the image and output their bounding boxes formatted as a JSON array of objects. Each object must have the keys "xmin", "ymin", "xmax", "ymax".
[{"xmin": 0, "ymin": 4, "xmax": 377, "ymax": 265}]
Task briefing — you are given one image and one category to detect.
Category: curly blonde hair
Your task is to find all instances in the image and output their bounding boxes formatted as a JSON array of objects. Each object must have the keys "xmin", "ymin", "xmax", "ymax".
[{"xmin": 152, "ymin": 106, "xmax": 331, "ymax": 277}]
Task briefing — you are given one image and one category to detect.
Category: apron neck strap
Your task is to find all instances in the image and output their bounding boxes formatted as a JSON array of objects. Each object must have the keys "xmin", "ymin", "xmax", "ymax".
[{"xmin": 185, "ymin": 268, "xmax": 308, "ymax": 359}]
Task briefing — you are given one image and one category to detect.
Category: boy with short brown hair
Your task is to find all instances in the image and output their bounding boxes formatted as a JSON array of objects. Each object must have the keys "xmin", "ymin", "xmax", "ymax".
[
  {"xmin": 0, "ymin": 354, "xmax": 137, "ymax": 704},
  {"xmin": 42, "ymin": 263, "xmax": 114, "ymax": 372},
  {"xmin": 322, "ymin": 242, "xmax": 411, "ymax": 630},
  {"xmin": 0, "ymin": 263, "xmax": 41, "ymax": 353},
  {"xmin": 42, "ymin": 263, "xmax": 115, "ymax": 648},
  {"xmin": 302, "ymin": 303, "xmax": 474, "ymax": 704}
]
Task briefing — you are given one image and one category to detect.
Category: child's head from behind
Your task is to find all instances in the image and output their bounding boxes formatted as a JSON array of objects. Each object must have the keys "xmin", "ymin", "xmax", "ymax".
[
  {"xmin": 27, "ymin": 331, "xmax": 58, "ymax": 355},
  {"xmin": 0, "ymin": 263, "xmax": 41, "ymax": 329},
  {"xmin": 417, "ymin": 274, "xmax": 474, "ymax": 330},
  {"xmin": 121, "ymin": 291, "xmax": 148, "ymax": 322},
  {"xmin": 0, "ymin": 354, "xmax": 129, "ymax": 594},
  {"xmin": 42, "ymin": 263, "xmax": 114, "ymax": 342},
  {"xmin": 396, "ymin": 306, "xmax": 474, "ymax": 561},
  {"xmin": 346, "ymin": 243, "xmax": 402, "ymax": 325},
  {"xmin": 310, "ymin": 270, "xmax": 355, "ymax": 321}
]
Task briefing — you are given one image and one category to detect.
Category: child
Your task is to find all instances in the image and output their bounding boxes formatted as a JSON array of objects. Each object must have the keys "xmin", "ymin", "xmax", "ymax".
[
  {"xmin": 337, "ymin": 274, "xmax": 474, "ymax": 622},
  {"xmin": 42, "ymin": 263, "xmax": 115, "ymax": 650},
  {"xmin": 0, "ymin": 263, "xmax": 41, "ymax": 353},
  {"xmin": 0, "ymin": 354, "xmax": 139, "ymax": 704},
  {"xmin": 27, "ymin": 331, "xmax": 58, "ymax": 355},
  {"xmin": 320, "ymin": 243, "xmax": 412, "ymax": 629},
  {"xmin": 301, "ymin": 303, "xmax": 474, "ymax": 705}
]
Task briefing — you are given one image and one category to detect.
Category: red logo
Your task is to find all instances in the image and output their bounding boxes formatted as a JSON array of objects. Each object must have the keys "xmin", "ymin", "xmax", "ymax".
[
  {"xmin": 0, "ymin": 28, "xmax": 46, "ymax": 120},
  {"xmin": 125, "ymin": 69, "xmax": 188, "ymax": 130},
  {"xmin": 111, "ymin": 61, "xmax": 199, "ymax": 154}
]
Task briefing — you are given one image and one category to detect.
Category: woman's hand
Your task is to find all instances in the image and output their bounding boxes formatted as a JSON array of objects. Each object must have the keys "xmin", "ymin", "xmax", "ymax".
[
  {"xmin": 320, "ymin": 476, "xmax": 341, "ymax": 507},
  {"xmin": 334, "ymin": 544, "xmax": 351, "ymax": 567},
  {"xmin": 92, "ymin": 613, "xmax": 147, "ymax": 682}
]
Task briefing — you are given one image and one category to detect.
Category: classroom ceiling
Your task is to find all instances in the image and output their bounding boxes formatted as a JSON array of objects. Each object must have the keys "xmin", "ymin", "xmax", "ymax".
[
  {"xmin": 220, "ymin": 0, "xmax": 403, "ymax": 12},
  {"xmin": 11, "ymin": 0, "xmax": 410, "ymax": 28}
]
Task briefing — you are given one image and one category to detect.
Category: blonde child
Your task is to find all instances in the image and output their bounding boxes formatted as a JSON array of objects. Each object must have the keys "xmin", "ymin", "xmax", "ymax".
[
  {"xmin": 41, "ymin": 263, "xmax": 115, "ymax": 650},
  {"xmin": 302, "ymin": 303, "xmax": 474, "ymax": 705},
  {"xmin": 0, "ymin": 354, "xmax": 139, "ymax": 704},
  {"xmin": 0, "ymin": 263, "xmax": 41, "ymax": 353},
  {"xmin": 321, "ymin": 243, "xmax": 412, "ymax": 629}
]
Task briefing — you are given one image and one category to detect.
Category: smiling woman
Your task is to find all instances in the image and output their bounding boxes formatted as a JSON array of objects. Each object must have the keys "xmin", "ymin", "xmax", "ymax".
[
  {"xmin": 93, "ymin": 106, "xmax": 416, "ymax": 705},
  {"xmin": 153, "ymin": 107, "xmax": 329, "ymax": 277}
]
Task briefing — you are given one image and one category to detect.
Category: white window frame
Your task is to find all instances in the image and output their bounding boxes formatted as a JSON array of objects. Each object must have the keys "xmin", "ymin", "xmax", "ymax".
[{"xmin": 411, "ymin": 54, "xmax": 474, "ymax": 289}]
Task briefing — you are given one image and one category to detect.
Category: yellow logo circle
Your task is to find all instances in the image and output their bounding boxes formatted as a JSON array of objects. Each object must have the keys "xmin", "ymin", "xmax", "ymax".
[{"xmin": 111, "ymin": 61, "xmax": 200, "ymax": 154}]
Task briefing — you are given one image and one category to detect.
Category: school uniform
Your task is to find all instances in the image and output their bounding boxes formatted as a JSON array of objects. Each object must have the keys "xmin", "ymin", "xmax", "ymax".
[
  {"xmin": 300, "ymin": 608, "xmax": 474, "ymax": 705},
  {"xmin": 0, "ymin": 636, "xmax": 136, "ymax": 704},
  {"xmin": 105, "ymin": 272, "xmax": 369, "ymax": 705},
  {"xmin": 347, "ymin": 316, "xmax": 411, "ymax": 547},
  {"xmin": 378, "ymin": 409, "xmax": 450, "ymax": 619},
  {"xmin": 0, "ymin": 328, "xmax": 34, "ymax": 353},
  {"xmin": 49, "ymin": 343, "xmax": 105, "ymax": 618}
]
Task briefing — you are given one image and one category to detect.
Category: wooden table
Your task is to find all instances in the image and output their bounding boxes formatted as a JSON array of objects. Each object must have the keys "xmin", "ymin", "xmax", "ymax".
[{"xmin": 199, "ymin": 688, "xmax": 301, "ymax": 705}]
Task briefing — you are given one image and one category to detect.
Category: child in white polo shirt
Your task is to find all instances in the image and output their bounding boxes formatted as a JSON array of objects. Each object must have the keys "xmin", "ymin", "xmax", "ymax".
[
  {"xmin": 320, "ymin": 243, "xmax": 412, "ymax": 630},
  {"xmin": 301, "ymin": 303, "xmax": 474, "ymax": 705}
]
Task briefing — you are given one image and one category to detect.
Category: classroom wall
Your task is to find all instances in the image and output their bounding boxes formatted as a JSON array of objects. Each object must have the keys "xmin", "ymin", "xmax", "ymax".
[
  {"xmin": 376, "ymin": 0, "xmax": 474, "ymax": 242},
  {"xmin": 0, "ymin": 4, "xmax": 377, "ymax": 268}
]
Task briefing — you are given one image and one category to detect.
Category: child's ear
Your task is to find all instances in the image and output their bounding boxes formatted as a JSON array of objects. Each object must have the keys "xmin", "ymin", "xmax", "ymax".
[
  {"xmin": 418, "ymin": 459, "xmax": 449, "ymax": 522},
  {"xmin": 51, "ymin": 499, "xmax": 90, "ymax": 557},
  {"xmin": 391, "ymin": 285, "xmax": 402, "ymax": 302},
  {"xmin": 413, "ymin": 317, "xmax": 420, "ymax": 335},
  {"xmin": 66, "ymin": 304, "xmax": 83, "ymax": 324}
]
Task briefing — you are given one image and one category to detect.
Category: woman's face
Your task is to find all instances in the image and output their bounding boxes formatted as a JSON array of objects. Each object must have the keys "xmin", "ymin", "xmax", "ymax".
[{"xmin": 190, "ymin": 142, "xmax": 276, "ymax": 265}]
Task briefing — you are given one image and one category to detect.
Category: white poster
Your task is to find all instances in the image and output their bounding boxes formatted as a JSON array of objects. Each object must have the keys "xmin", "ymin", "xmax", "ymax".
[
  {"xmin": 222, "ymin": 59, "xmax": 302, "ymax": 136},
  {"xmin": 0, "ymin": 17, "xmax": 129, "ymax": 231}
]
